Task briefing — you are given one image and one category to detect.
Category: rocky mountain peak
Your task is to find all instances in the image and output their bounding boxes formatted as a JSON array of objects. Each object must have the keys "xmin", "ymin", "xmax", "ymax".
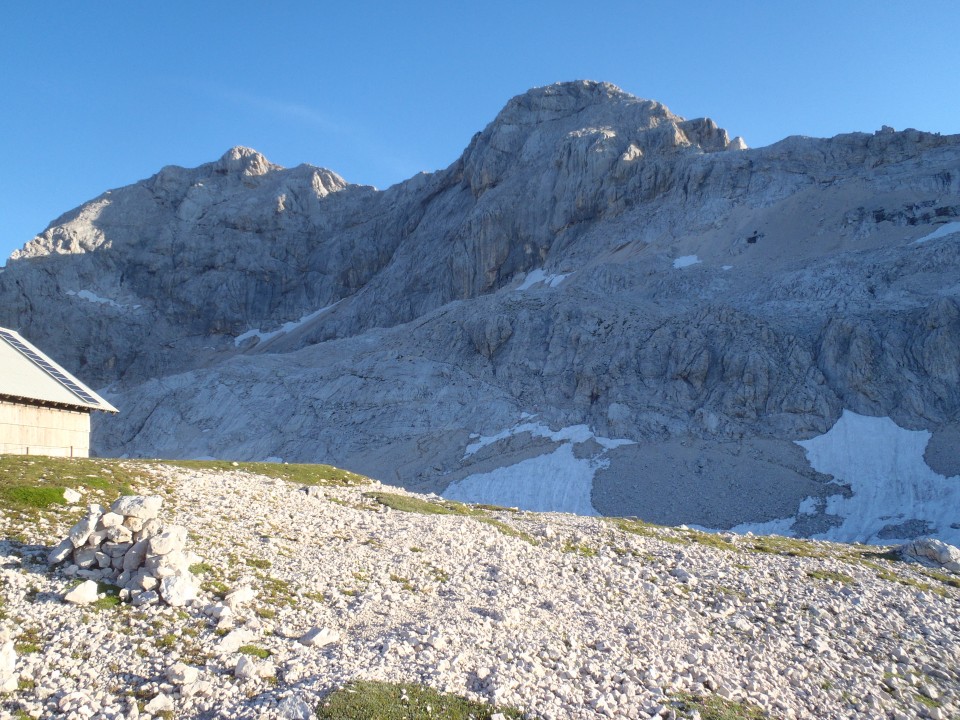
[{"xmin": 214, "ymin": 146, "xmax": 278, "ymax": 176}]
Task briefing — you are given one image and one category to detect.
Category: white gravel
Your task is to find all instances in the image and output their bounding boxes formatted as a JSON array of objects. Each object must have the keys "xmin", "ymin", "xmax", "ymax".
[{"xmin": 1, "ymin": 463, "xmax": 958, "ymax": 719}]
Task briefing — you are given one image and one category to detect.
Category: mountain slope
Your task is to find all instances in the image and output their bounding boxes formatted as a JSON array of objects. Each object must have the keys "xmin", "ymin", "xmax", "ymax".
[{"xmin": 2, "ymin": 81, "xmax": 959, "ymax": 543}]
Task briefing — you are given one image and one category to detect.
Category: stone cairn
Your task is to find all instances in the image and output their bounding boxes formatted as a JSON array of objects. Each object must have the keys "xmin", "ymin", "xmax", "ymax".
[{"xmin": 48, "ymin": 495, "xmax": 199, "ymax": 607}]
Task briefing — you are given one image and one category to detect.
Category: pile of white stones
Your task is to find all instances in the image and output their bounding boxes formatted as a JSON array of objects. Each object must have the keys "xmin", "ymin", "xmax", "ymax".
[{"xmin": 47, "ymin": 495, "xmax": 199, "ymax": 607}]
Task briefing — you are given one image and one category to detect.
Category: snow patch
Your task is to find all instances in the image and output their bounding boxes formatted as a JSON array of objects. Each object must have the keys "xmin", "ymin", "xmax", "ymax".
[
  {"xmin": 735, "ymin": 411, "xmax": 960, "ymax": 545},
  {"xmin": 672, "ymin": 255, "xmax": 701, "ymax": 269},
  {"xmin": 66, "ymin": 289, "xmax": 131, "ymax": 310},
  {"xmin": 444, "ymin": 445, "xmax": 602, "ymax": 516},
  {"xmin": 721, "ymin": 265, "xmax": 733, "ymax": 271},
  {"xmin": 446, "ymin": 419, "xmax": 634, "ymax": 515},
  {"xmin": 516, "ymin": 269, "xmax": 570, "ymax": 291},
  {"xmin": 235, "ymin": 300, "xmax": 341, "ymax": 347},
  {"xmin": 912, "ymin": 222, "xmax": 960, "ymax": 245},
  {"xmin": 464, "ymin": 421, "xmax": 632, "ymax": 457}
]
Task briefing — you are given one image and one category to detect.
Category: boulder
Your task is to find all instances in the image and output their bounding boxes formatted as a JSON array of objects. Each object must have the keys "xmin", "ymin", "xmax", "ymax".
[{"xmin": 64, "ymin": 580, "xmax": 99, "ymax": 605}]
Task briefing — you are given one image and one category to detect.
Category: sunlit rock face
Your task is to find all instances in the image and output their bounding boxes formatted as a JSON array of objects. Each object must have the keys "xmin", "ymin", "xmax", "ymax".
[{"xmin": 3, "ymin": 80, "xmax": 960, "ymax": 541}]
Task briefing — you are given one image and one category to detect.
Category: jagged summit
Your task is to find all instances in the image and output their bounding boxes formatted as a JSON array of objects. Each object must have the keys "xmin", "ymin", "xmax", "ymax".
[{"xmin": 214, "ymin": 146, "xmax": 279, "ymax": 176}]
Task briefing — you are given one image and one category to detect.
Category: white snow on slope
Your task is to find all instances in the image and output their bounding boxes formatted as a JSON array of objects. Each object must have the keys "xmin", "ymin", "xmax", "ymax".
[
  {"xmin": 444, "ymin": 445, "xmax": 602, "ymax": 516},
  {"xmin": 464, "ymin": 421, "xmax": 633, "ymax": 457},
  {"xmin": 673, "ymin": 255, "xmax": 701, "ymax": 269},
  {"xmin": 734, "ymin": 411, "xmax": 960, "ymax": 545},
  {"xmin": 235, "ymin": 300, "xmax": 341, "ymax": 347},
  {"xmin": 912, "ymin": 222, "xmax": 960, "ymax": 245},
  {"xmin": 516, "ymin": 269, "xmax": 570, "ymax": 291},
  {"xmin": 66, "ymin": 289, "xmax": 138, "ymax": 310},
  {"xmin": 447, "ymin": 419, "xmax": 634, "ymax": 515}
]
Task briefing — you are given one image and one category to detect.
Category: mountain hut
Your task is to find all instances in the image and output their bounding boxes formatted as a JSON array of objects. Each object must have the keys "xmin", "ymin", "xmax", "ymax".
[{"xmin": 0, "ymin": 327, "xmax": 117, "ymax": 457}]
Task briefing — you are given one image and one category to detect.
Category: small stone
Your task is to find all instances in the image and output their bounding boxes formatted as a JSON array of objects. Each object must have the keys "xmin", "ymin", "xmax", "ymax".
[
  {"xmin": 148, "ymin": 525, "xmax": 188, "ymax": 555},
  {"xmin": 159, "ymin": 573, "xmax": 197, "ymax": 607},
  {"xmin": 67, "ymin": 512, "xmax": 101, "ymax": 547},
  {"xmin": 73, "ymin": 547, "xmax": 98, "ymax": 569},
  {"xmin": 234, "ymin": 656, "xmax": 259, "ymax": 680},
  {"xmin": 0, "ymin": 641, "xmax": 17, "ymax": 693},
  {"xmin": 224, "ymin": 586, "xmax": 255, "ymax": 608},
  {"xmin": 123, "ymin": 516, "xmax": 144, "ymax": 532},
  {"xmin": 144, "ymin": 692, "xmax": 174, "ymax": 714},
  {"xmin": 100, "ymin": 512, "xmax": 124, "ymax": 528},
  {"xmin": 132, "ymin": 590, "xmax": 159, "ymax": 606},
  {"xmin": 299, "ymin": 627, "xmax": 339, "ymax": 648},
  {"xmin": 48, "ymin": 538, "xmax": 74, "ymax": 565},
  {"xmin": 166, "ymin": 662, "xmax": 200, "ymax": 686},
  {"xmin": 278, "ymin": 694, "xmax": 313, "ymax": 720},
  {"xmin": 64, "ymin": 580, "xmax": 99, "ymax": 605},
  {"xmin": 111, "ymin": 495, "xmax": 163, "ymax": 520},
  {"xmin": 135, "ymin": 518, "xmax": 163, "ymax": 541},
  {"xmin": 218, "ymin": 629, "xmax": 256, "ymax": 654},
  {"xmin": 123, "ymin": 540, "xmax": 150, "ymax": 572},
  {"xmin": 106, "ymin": 525, "xmax": 133, "ymax": 543},
  {"xmin": 63, "ymin": 488, "xmax": 82, "ymax": 504}
]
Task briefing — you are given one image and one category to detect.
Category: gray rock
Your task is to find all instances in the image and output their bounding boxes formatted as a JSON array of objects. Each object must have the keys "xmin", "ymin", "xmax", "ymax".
[
  {"xmin": 147, "ymin": 525, "xmax": 187, "ymax": 556},
  {"xmin": 67, "ymin": 512, "xmax": 101, "ymax": 548},
  {"xmin": 899, "ymin": 538, "xmax": 960, "ymax": 573},
  {"xmin": 277, "ymin": 695, "xmax": 313, "ymax": 720},
  {"xmin": 48, "ymin": 538, "xmax": 74, "ymax": 565},
  {"xmin": 165, "ymin": 662, "xmax": 200, "ymax": 686},
  {"xmin": 122, "ymin": 539, "xmax": 149, "ymax": 572},
  {"xmin": 0, "ymin": 640, "xmax": 16, "ymax": 693},
  {"xmin": 110, "ymin": 495, "xmax": 163, "ymax": 520},
  {"xmin": 64, "ymin": 580, "xmax": 99, "ymax": 605},
  {"xmin": 62, "ymin": 488, "xmax": 82, "ymax": 504},
  {"xmin": 158, "ymin": 573, "xmax": 197, "ymax": 607},
  {"xmin": 299, "ymin": 626, "xmax": 339, "ymax": 648}
]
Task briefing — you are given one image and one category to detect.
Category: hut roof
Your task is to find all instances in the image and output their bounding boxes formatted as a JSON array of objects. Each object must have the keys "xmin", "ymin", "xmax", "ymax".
[{"xmin": 0, "ymin": 327, "xmax": 118, "ymax": 413}]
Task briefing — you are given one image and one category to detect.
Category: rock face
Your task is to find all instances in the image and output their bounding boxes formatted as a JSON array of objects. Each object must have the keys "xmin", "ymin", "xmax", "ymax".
[{"xmin": 2, "ymin": 81, "xmax": 960, "ymax": 541}]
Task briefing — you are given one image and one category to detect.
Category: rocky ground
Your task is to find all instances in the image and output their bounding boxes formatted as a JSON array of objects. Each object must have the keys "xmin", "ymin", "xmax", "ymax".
[{"xmin": 1, "ymin": 461, "xmax": 958, "ymax": 720}]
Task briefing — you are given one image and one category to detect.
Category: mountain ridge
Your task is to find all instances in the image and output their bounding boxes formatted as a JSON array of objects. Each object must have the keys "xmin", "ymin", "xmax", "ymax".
[{"xmin": 2, "ymin": 80, "xmax": 959, "ymax": 543}]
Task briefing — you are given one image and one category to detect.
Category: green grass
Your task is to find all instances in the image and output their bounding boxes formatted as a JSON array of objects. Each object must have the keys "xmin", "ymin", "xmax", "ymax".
[
  {"xmin": 611, "ymin": 518, "xmax": 738, "ymax": 551},
  {"xmin": 165, "ymin": 459, "xmax": 369, "ymax": 487},
  {"xmin": 237, "ymin": 644, "xmax": 271, "ymax": 659},
  {"xmin": 670, "ymin": 692, "xmax": 768, "ymax": 719},
  {"xmin": 805, "ymin": 569, "xmax": 856, "ymax": 584},
  {"xmin": 562, "ymin": 541, "xmax": 597, "ymax": 557},
  {"xmin": 315, "ymin": 680, "xmax": 524, "ymax": 720},
  {"xmin": 364, "ymin": 491, "xmax": 535, "ymax": 543},
  {"xmin": 0, "ymin": 455, "xmax": 139, "ymax": 516}
]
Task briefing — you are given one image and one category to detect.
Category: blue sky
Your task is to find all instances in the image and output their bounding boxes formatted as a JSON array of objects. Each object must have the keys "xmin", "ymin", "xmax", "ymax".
[{"xmin": 2, "ymin": 1, "xmax": 958, "ymax": 262}]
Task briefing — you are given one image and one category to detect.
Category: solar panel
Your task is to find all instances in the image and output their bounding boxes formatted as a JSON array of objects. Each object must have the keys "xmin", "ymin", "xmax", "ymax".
[{"xmin": 0, "ymin": 328, "xmax": 101, "ymax": 406}]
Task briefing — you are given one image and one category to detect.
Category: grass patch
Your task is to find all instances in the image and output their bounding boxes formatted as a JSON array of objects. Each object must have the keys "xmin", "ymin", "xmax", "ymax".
[
  {"xmin": 0, "ymin": 455, "xmax": 147, "ymax": 533},
  {"xmin": 562, "ymin": 541, "xmax": 597, "ymax": 557},
  {"xmin": 245, "ymin": 557, "xmax": 272, "ymax": 570},
  {"xmin": 364, "ymin": 492, "xmax": 535, "ymax": 543},
  {"xmin": 805, "ymin": 569, "xmax": 856, "ymax": 584},
  {"xmin": 189, "ymin": 562, "xmax": 214, "ymax": 575},
  {"xmin": 166, "ymin": 459, "xmax": 368, "ymax": 487},
  {"xmin": 0, "ymin": 485, "xmax": 66, "ymax": 510},
  {"xmin": 237, "ymin": 644, "xmax": 271, "ymax": 659},
  {"xmin": 671, "ymin": 692, "xmax": 768, "ymax": 719},
  {"xmin": 155, "ymin": 633, "xmax": 177, "ymax": 650},
  {"xmin": 316, "ymin": 680, "xmax": 524, "ymax": 720}
]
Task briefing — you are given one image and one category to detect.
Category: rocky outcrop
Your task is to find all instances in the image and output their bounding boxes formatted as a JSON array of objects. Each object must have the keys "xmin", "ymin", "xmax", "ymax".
[{"xmin": 2, "ymin": 80, "xmax": 960, "ymax": 539}]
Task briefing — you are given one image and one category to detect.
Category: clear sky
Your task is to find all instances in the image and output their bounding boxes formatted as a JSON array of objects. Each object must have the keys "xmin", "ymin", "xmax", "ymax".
[{"xmin": 2, "ymin": 1, "xmax": 958, "ymax": 262}]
